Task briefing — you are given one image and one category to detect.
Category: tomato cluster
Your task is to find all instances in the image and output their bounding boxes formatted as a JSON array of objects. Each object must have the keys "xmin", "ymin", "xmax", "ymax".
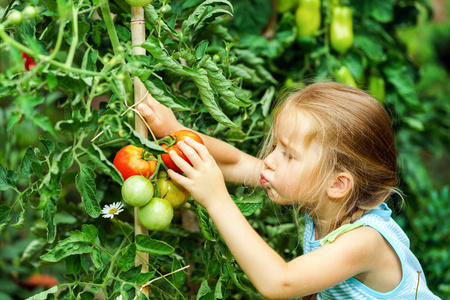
[{"xmin": 113, "ymin": 130, "xmax": 203, "ymax": 230}]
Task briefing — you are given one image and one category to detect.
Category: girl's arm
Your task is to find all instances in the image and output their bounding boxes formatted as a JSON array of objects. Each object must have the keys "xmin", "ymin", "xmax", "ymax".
[
  {"xmin": 168, "ymin": 139, "xmax": 385, "ymax": 299},
  {"xmin": 137, "ymin": 95, "xmax": 263, "ymax": 186}
]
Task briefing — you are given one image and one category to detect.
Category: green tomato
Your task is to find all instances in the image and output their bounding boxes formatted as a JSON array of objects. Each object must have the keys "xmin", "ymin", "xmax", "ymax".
[
  {"xmin": 157, "ymin": 171, "xmax": 190, "ymax": 208},
  {"xmin": 160, "ymin": 4, "xmax": 171, "ymax": 14},
  {"xmin": 138, "ymin": 197, "xmax": 174, "ymax": 231},
  {"xmin": 23, "ymin": 6, "xmax": 38, "ymax": 19},
  {"xmin": 212, "ymin": 54, "xmax": 221, "ymax": 62},
  {"xmin": 124, "ymin": 0, "xmax": 152, "ymax": 7},
  {"xmin": 122, "ymin": 175, "xmax": 154, "ymax": 207},
  {"xmin": 8, "ymin": 10, "xmax": 23, "ymax": 25}
]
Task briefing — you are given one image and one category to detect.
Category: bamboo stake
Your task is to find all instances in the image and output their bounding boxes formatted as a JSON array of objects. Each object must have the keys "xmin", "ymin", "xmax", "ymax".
[{"xmin": 130, "ymin": 6, "xmax": 149, "ymax": 276}]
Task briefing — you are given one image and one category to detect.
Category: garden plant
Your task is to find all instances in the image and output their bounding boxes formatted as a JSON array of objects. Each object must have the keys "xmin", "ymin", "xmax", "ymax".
[{"xmin": 0, "ymin": 0, "xmax": 449, "ymax": 299}]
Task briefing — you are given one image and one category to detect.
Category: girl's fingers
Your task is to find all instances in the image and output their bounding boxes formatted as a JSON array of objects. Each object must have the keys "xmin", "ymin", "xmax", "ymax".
[
  {"xmin": 169, "ymin": 149, "xmax": 194, "ymax": 176},
  {"xmin": 137, "ymin": 103, "xmax": 158, "ymax": 126},
  {"xmin": 167, "ymin": 169, "xmax": 190, "ymax": 188},
  {"xmin": 176, "ymin": 141, "xmax": 204, "ymax": 169},
  {"xmin": 184, "ymin": 138, "xmax": 214, "ymax": 164}
]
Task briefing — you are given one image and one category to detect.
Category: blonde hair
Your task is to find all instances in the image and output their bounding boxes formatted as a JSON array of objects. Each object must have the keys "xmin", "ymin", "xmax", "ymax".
[{"xmin": 260, "ymin": 82, "xmax": 398, "ymax": 231}]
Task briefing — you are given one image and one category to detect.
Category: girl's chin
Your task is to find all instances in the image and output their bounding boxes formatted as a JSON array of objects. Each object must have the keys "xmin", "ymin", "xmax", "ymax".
[{"xmin": 266, "ymin": 188, "xmax": 298, "ymax": 205}]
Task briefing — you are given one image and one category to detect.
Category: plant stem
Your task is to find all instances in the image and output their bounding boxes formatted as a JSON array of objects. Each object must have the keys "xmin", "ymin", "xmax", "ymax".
[
  {"xmin": 65, "ymin": 2, "xmax": 79, "ymax": 67},
  {"xmin": 100, "ymin": 1, "xmax": 121, "ymax": 55}
]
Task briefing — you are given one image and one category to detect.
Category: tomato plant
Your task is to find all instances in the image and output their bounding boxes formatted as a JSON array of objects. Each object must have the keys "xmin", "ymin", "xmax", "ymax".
[
  {"xmin": 113, "ymin": 145, "xmax": 157, "ymax": 181},
  {"xmin": 160, "ymin": 130, "xmax": 204, "ymax": 173},
  {"xmin": 157, "ymin": 171, "xmax": 190, "ymax": 207},
  {"xmin": 0, "ymin": 0, "xmax": 447, "ymax": 299},
  {"xmin": 138, "ymin": 197, "xmax": 174, "ymax": 231},
  {"xmin": 122, "ymin": 175, "xmax": 154, "ymax": 207}
]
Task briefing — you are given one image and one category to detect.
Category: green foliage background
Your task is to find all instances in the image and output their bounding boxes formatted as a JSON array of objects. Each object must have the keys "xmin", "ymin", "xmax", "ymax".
[{"xmin": 0, "ymin": 0, "xmax": 448, "ymax": 299}]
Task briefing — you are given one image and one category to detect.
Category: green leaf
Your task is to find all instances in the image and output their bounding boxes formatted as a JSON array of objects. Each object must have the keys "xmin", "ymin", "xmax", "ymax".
[
  {"xmin": 144, "ymin": 5, "xmax": 179, "ymax": 37},
  {"xmin": 118, "ymin": 244, "xmax": 136, "ymax": 272},
  {"xmin": 43, "ymin": 196, "xmax": 57, "ymax": 243},
  {"xmin": 226, "ymin": 250, "xmax": 247, "ymax": 291},
  {"xmin": 86, "ymin": 144, "xmax": 123, "ymax": 185},
  {"xmin": 75, "ymin": 160, "xmax": 101, "ymax": 218},
  {"xmin": 66, "ymin": 254, "xmax": 83, "ymax": 275},
  {"xmin": 135, "ymin": 234, "xmax": 174, "ymax": 255},
  {"xmin": 136, "ymin": 271, "xmax": 156, "ymax": 285},
  {"xmin": 14, "ymin": 94, "xmax": 44, "ymax": 119},
  {"xmin": 90, "ymin": 247, "xmax": 104, "ymax": 270},
  {"xmin": 142, "ymin": 36, "xmax": 239, "ymax": 128},
  {"xmin": 123, "ymin": 122, "xmax": 167, "ymax": 154},
  {"xmin": 70, "ymin": 224, "xmax": 99, "ymax": 243},
  {"xmin": 120, "ymin": 265, "xmax": 142, "ymax": 284},
  {"xmin": 354, "ymin": 35, "xmax": 387, "ymax": 63},
  {"xmin": 39, "ymin": 136, "xmax": 56, "ymax": 155},
  {"xmin": 20, "ymin": 147, "xmax": 44, "ymax": 178},
  {"xmin": 21, "ymin": 238, "xmax": 47, "ymax": 262},
  {"xmin": 203, "ymin": 57, "xmax": 251, "ymax": 107},
  {"xmin": 0, "ymin": 164, "xmax": 18, "ymax": 191},
  {"xmin": 41, "ymin": 241, "xmax": 94, "ymax": 262},
  {"xmin": 232, "ymin": 0, "xmax": 272, "ymax": 34},
  {"xmin": 11, "ymin": 193, "xmax": 28, "ymax": 230},
  {"xmin": 367, "ymin": 0, "xmax": 394, "ymax": 23},
  {"xmin": 141, "ymin": 77, "xmax": 190, "ymax": 111},
  {"xmin": 7, "ymin": 111, "xmax": 22, "ymax": 131},
  {"xmin": 382, "ymin": 59, "xmax": 420, "ymax": 107},
  {"xmin": 33, "ymin": 115, "xmax": 57, "ymax": 138},
  {"xmin": 196, "ymin": 206, "xmax": 215, "ymax": 241},
  {"xmin": 260, "ymin": 86, "xmax": 275, "ymax": 117},
  {"xmin": 172, "ymin": 257, "xmax": 186, "ymax": 286},
  {"xmin": 25, "ymin": 286, "xmax": 58, "ymax": 300},
  {"xmin": 196, "ymin": 280, "xmax": 212, "ymax": 299},
  {"xmin": 192, "ymin": 68, "xmax": 240, "ymax": 128},
  {"xmin": 0, "ymin": 205, "xmax": 12, "ymax": 232}
]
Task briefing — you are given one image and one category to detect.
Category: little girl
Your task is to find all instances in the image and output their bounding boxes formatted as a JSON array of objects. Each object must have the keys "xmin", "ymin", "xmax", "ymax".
[{"xmin": 138, "ymin": 82, "xmax": 439, "ymax": 299}]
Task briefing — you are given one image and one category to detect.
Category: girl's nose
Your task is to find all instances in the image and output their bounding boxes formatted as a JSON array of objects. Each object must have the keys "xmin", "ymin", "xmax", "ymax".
[{"xmin": 264, "ymin": 152, "xmax": 276, "ymax": 170}]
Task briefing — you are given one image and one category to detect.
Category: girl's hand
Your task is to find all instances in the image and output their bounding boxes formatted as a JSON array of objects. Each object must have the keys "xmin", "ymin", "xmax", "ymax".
[
  {"xmin": 166, "ymin": 137, "xmax": 230, "ymax": 210},
  {"xmin": 137, "ymin": 93, "xmax": 186, "ymax": 138}
]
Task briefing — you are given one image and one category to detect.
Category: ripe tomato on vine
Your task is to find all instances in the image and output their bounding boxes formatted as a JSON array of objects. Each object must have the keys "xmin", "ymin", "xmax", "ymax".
[
  {"xmin": 113, "ymin": 145, "xmax": 157, "ymax": 181},
  {"xmin": 160, "ymin": 130, "xmax": 204, "ymax": 173}
]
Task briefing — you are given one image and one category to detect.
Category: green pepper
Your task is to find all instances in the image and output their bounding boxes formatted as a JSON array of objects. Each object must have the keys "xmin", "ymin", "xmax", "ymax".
[
  {"xmin": 368, "ymin": 75, "xmax": 386, "ymax": 104},
  {"xmin": 334, "ymin": 66, "xmax": 357, "ymax": 87},
  {"xmin": 277, "ymin": 0, "xmax": 297, "ymax": 13},
  {"xmin": 295, "ymin": 0, "xmax": 321, "ymax": 38},
  {"xmin": 330, "ymin": 6, "xmax": 354, "ymax": 54}
]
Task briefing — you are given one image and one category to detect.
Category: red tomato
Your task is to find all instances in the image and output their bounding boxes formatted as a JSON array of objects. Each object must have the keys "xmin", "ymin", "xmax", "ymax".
[
  {"xmin": 113, "ymin": 145, "xmax": 157, "ymax": 181},
  {"xmin": 160, "ymin": 130, "xmax": 204, "ymax": 173}
]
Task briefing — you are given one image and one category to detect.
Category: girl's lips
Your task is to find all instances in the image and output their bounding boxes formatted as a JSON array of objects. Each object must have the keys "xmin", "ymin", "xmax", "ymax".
[{"xmin": 260, "ymin": 172, "xmax": 269, "ymax": 185}]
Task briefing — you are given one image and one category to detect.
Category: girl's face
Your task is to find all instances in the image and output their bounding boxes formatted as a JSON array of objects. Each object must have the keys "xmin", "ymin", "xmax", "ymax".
[{"xmin": 260, "ymin": 112, "xmax": 321, "ymax": 205}]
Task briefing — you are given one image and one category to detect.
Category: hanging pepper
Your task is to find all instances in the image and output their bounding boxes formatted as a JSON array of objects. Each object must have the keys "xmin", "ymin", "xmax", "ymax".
[
  {"xmin": 329, "ymin": 6, "xmax": 354, "ymax": 54},
  {"xmin": 277, "ymin": 0, "xmax": 297, "ymax": 13},
  {"xmin": 295, "ymin": 0, "xmax": 321, "ymax": 38},
  {"xmin": 334, "ymin": 66, "xmax": 357, "ymax": 87},
  {"xmin": 368, "ymin": 75, "xmax": 386, "ymax": 104}
]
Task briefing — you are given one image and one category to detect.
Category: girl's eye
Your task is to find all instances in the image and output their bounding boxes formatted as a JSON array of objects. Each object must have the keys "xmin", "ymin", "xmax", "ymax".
[{"xmin": 283, "ymin": 151, "xmax": 294, "ymax": 160}]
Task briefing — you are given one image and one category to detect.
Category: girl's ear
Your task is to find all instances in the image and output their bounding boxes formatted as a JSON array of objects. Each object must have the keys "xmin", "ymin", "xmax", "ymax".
[{"xmin": 327, "ymin": 172, "xmax": 353, "ymax": 199}]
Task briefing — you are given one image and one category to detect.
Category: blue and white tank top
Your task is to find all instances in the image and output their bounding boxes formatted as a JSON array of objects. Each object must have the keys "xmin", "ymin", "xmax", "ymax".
[{"xmin": 303, "ymin": 203, "xmax": 440, "ymax": 299}]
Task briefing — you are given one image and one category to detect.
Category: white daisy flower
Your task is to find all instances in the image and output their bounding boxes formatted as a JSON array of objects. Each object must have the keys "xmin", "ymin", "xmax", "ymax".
[{"xmin": 101, "ymin": 202, "xmax": 124, "ymax": 219}]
